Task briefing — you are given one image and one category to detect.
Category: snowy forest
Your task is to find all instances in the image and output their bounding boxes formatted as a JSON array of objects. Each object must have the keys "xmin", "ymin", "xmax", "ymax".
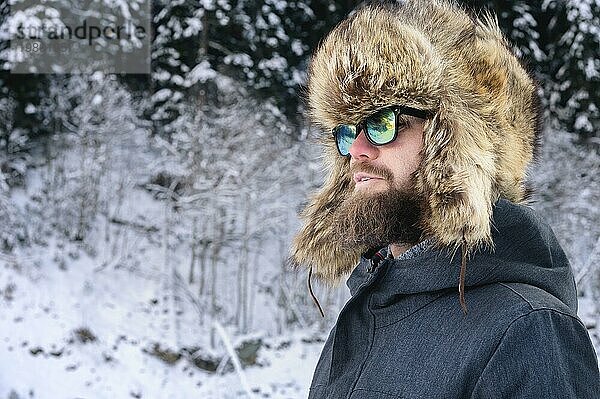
[{"xmin": 0, "ymin": 0, "xmax": 598, "ymax": 398}]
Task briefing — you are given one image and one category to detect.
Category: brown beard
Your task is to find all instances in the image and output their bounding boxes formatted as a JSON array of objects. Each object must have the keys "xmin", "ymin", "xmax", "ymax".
[{"xmin": 330, "ymin": 169, "xmax": 424, "ymax": 251}]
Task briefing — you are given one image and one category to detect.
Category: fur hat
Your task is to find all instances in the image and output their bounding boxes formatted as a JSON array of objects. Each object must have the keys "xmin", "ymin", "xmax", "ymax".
[{"xmin": 292, "ymin": 0, "xmax": 541, "ymax": 284}]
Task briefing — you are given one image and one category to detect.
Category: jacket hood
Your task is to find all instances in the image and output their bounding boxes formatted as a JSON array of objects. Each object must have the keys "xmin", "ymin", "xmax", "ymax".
[
  {"xmin": 292, "ymin": 0, "xmax": 542, "ymax": 283},
  {"xmin": 347, "ymin": 199, "xmax": 577, "ymax": 312}
]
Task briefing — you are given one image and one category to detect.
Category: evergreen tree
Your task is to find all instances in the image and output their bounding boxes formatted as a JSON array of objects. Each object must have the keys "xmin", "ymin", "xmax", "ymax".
[
  {"xmin": 202, "ymin": 0, "xmax": 362, "ymax": 126},
  {"xmin": 546, "ymin": 0, "xmax": 599, "ymax": 139},
  {"xmin": 150, "ymin": 0, "xmax": 203, "ymax": 135},
  {"xmin": 462, "ymin": 0, "xmax": 599, "ymax": 140}
]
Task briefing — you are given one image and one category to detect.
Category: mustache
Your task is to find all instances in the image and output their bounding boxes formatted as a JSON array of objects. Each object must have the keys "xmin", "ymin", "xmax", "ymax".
[{"xmin": 349, "ymin": 162, "xmax": 393, "ymax": 181}]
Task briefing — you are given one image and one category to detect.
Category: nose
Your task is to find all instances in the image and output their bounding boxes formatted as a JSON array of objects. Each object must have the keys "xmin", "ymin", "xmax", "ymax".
[{"xmin": 348, "ymin": 128, "xmax": 379, "ymax": 161}]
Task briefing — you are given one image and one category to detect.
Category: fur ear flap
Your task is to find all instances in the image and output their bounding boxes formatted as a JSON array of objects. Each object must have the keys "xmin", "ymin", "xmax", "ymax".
[
  {"xmin": 416, "ymin": 103, "xmax": 498, "ymax": 254},
  {"xmin": 291, "ymin": 152, "xmax": 364, "ymax": 284}
]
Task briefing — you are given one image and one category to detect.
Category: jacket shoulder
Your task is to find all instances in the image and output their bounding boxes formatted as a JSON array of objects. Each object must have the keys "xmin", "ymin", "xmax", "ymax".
[
  {"xmin": 470, "ymin": 304, "xmax": 600, "ymax": 398},
  {"xmin": 462, "ymin": 282, "xmax": 575, "ymax": 329},
  {"xmin": 496, "ymin": 281, "xmax": 575, "ymax": 315},
  {"xmin": 467, "ymin": 282, "xmax": 600, "ymax": 397}
]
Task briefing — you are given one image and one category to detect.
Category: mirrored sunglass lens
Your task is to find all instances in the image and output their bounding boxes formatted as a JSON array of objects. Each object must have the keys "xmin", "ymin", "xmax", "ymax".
[
  {"xmin": 334, "ymin": 125, "xmax": 356, "ymax": 155},
  {"xmin": 366, "ymin": 108, "xmax": 396, "ymax": 145}
]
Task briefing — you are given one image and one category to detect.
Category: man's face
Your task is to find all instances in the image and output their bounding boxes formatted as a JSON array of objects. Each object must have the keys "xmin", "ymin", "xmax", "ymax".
[
  {"xmin": 330, "ymin": 116, "xmax": 426, "ymax": 250},
  {"xmin": 349, "ymin": 117, "xmax": 425, "ymax": 193}
]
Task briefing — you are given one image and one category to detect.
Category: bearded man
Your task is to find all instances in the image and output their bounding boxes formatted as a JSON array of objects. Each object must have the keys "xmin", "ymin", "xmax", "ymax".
[{"xmin": 291, "ymin": 1, "xmax": 600, "ymax": 398}]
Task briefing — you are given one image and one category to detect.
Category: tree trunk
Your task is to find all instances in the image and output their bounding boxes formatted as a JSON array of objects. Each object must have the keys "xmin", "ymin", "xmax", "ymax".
[
  {"xmin": 189, "ymin": 217, "xmax": 198, "ymax": 284},
  {"xmin": 237, "ymin": 194, "xmax": 250, "ymax": 333},
  {"xmin": 198, "ymin": 243, "xmax": 207, "ymax": 297},
  {"xmin": 248, "ymin": 237, "xmax": 262, "ymax": 333},
  {"xmin": 210, "ymin": 207, "xmax": 225, "ymax": 349}
]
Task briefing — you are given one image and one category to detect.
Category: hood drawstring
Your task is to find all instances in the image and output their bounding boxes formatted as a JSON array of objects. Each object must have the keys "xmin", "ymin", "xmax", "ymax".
[
  {"xmin": 308, "ymin": 266, "xmax": 325, "ymax": 318},
  {"xmin": 308, "ymin": 248, "xmax": 387, "ymax": 318},
  {"xmin": 459, "ymin": 241, "xmax": 468, "ymax": 315}
]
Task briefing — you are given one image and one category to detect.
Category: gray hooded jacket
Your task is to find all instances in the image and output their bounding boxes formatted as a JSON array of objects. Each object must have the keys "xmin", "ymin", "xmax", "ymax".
[{"xmin": 308, "ymin": 199, "xmax": 600, "ymax": 398}]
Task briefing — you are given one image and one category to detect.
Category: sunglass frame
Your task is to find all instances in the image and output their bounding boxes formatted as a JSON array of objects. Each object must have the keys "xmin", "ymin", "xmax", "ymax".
[{"xmin": 332, "ymin": 105, "xmax": 433, "ymax": 156}]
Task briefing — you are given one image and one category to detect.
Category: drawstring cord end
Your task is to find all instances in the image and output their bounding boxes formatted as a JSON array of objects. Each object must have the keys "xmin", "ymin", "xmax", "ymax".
[
  {"xmin": 459, "ymin": 242, "xmax": 468, "ymax": 315},
  {"xmin": 308, "ymin": 266, "xmax": 325, "ymax": 318}
]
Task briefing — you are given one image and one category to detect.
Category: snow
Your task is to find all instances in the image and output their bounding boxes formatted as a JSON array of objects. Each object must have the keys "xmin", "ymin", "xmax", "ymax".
[
  {"xmin": 575, "ymin": 114, "xmax": 592, "ymax": 131},
  {"xmin": 152, "ymin": 89, "xmax": 172, "ymax": 103},
  {"xmin": 187, "ymin": 60, "xmax": 217, "ymax": 85},
  {"xmin": 267, "ymin": 13, "xmax": 281, "ymax": 26},
  {"xmin": 584, "ymin": 58, "xmax": 599, "ymax": 79},
  {"xmin": 92, "ymin": 94, "xmax": 103, "ymax": 106},
  {"xmin": 183, "ymin": 17, "xmax": 203, "ymax": 37},
  {"xmin": 0, "ymin": 173, "xmax": 326, "ymax": 399},
  {"xmin": 290, "ymin": 40, "xmax": 303, "ymax": 56},
  {"xmin": 224, "ymin": 53, "xmax": 254, "ymax": 68},
  {"xmin": 258, "ymin": 54, "xmax": 288, "ymax": 72},
  {"xmin": 0, "ymin": 116, "xmax": 333, "ymax": 397},
  {"xmin": 0, "ymin": 256, "xmax": 322, "ymax": 398}
]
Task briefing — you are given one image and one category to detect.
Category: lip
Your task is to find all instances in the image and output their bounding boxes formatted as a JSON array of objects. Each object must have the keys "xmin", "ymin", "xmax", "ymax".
[{"xmin": 353, "ymin": 172, "xmax": 385, "ymax": 184}]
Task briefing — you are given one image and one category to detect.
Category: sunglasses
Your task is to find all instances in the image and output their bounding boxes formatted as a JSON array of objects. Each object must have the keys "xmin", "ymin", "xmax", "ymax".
[{"xmin": 332, "ymin": 105, "xmax": 432, "ymax": 156}]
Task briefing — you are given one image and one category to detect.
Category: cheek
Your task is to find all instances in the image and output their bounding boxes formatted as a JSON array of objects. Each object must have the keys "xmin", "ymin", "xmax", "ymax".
[
  {"xmin": 407, "ymin": 145, "xmax": 424, "ymax": 172},
  {"xmin": 402, "ymin": 128, "xmax": 425, "ymax": 172},
  {"xmin": 389, "ymin": 140, "xmax": 423, "ymax": 184},
  {"xmin": 393, "ymin": 158, "xmax": 419, "ymax": 181}
]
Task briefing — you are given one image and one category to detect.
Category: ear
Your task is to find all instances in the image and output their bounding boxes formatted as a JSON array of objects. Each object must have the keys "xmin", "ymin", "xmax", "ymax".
[
  {"xmin": 415, "ymin": 104, "xmax": 498, "ymax": 253},
  {"xmin": 291, "ymin": 150, "xmax": 365, "ymax": 284}
]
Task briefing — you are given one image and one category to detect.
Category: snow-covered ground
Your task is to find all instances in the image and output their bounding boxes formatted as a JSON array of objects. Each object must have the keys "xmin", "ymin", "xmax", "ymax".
[
  {"xmin": 0, "ymin": 155, "xmax": 332, "ymax": 398},
  {"xmin": 0, "ymin": 230, "xmax": 325, "ymax": 399}
]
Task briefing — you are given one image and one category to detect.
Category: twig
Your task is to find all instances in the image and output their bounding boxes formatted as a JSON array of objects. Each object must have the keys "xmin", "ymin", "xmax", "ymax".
[{"xmin": 213, "ymin": 321, "xmax": 258, "ymax": 399}]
